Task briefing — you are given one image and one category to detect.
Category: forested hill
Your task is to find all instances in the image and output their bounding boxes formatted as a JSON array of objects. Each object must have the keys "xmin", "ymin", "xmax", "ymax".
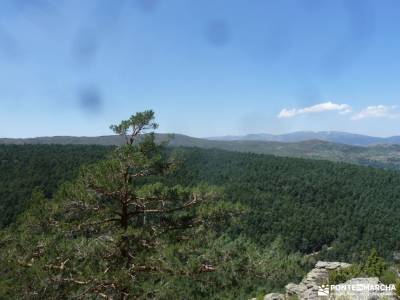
[
  {"xmin": 2, "ymin": 134, "xmax": 400, "ymax": 170},
  {"xmin": 1, "ymin": 144, "xmax": 400, "ymax": 262},
  {"xmin": 169, "ymin": 147, "xmax": 400, "ymax": 260},
  {"xmin": 0, "ymin": 145, "xmax": 112, "ymax": 227}
]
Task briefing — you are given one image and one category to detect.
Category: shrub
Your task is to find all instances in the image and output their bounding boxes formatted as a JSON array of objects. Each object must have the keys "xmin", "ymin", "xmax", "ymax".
[
  {"xmin": 363, "ymin": 249, "xmax": 388, "ymax": 277},
  {"xmin": 395, "ymin": 280, "xmax": 400, "ymax": 297},
  {"xmin": 380, "ymin": 269, "xmax": 397, "ymax": 285},
  {"xmin": 329, "ymin": 250, "xmax": 393, "ymax": 286},
  {"xmin": 329, "ymin": 265, "xmax": 361, "ymax": 285}
]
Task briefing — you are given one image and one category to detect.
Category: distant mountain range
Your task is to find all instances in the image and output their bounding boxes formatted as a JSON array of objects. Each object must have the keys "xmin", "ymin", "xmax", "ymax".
[
  {"xmin": 2, "ymin": 133, "xmax": 400, "ymax": 170},
  {"xmin": 3, "ymin": 131, "xmax": 400, "ymax": 147},
  {"xmin": 208, "ymin": 131, "xmax": 400, "ymax": 146}
]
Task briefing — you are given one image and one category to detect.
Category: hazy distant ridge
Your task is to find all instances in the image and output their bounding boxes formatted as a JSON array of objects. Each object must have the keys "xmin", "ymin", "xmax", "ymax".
[
  {"xmin": 208, "ymin": 131, "xmax": 400, "ymax": 146},
  {"xmin": 2, "ymin": 133, "xmax": 400, "ymax": 170}
]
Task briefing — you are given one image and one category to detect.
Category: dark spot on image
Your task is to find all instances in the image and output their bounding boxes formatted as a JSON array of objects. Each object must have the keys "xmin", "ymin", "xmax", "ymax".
[
  {"xmin": 72, "ymin": 28, "xmax": 99, "ymax": 66},
  {"xmin": 135, "ymin": 0, "xmax": 159, "ymax": 13},
  {"xmin": 206, "ymin": 20, "xmax": 230, "ymax": 47},
  {"xmin": 0, "ymin": 28, "xmax": 22, "ymax": 60},
  {"xmin": 78, "ymin": 87, "xmax": 103, "ymax": 115}
]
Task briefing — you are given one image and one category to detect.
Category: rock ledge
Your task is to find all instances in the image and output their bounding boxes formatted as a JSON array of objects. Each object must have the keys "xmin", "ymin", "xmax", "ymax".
[{"xmin": 253, "ymin": 261, "xmax": 398, "ymax": 299}]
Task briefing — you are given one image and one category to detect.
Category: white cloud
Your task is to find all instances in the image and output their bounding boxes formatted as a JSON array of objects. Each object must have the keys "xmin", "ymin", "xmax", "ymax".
[
  {"xmin": 351, "ymin": 105, "xmax": 400, "ymax": 120},
  {"xmin": 278, "ymin": 102, "xmax": 352, "ymax": 118}
]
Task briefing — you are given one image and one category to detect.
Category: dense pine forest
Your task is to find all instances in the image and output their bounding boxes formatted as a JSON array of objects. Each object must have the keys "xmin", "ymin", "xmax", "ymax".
[
  {"xmin": 2, "ymin": 144, "xmax": 400, "ymax": 260},
  {"xmin": 169, "ymin": 148, "xmax": 400, "ymax": 260},
  {"xmin": 0, "ymin": 144, "xmax": 112, "ymax": 228},
  {"xmin": 1, "ymin": 112, "xmax": 400, "ymax": 299}
]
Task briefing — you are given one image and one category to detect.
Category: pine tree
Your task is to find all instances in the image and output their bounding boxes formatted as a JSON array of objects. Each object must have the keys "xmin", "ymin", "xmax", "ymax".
[{"xmin": 1, "ymin": 111, "xmax": 224, "ymax": 299}]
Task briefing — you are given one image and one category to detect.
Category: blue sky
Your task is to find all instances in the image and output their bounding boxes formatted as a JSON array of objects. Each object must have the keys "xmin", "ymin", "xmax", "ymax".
[{"xmin": 1, "ymin": 0, "xmax": 400, "ymax": 138}]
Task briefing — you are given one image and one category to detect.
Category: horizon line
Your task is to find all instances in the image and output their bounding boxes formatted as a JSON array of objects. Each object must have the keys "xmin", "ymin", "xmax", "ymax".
[{"xmin": 1, "ymin": 130, "xmax": 400, "ymax": 140}]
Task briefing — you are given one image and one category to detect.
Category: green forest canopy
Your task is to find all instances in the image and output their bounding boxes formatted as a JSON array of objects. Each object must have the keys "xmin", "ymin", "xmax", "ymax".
[
  {"xmin": 1, "ymin": 141, "xmax": 400, "ymax": 298},
  {"xmin": 1, "ymin": 144, "xmax": 400, "ymax": 260}
]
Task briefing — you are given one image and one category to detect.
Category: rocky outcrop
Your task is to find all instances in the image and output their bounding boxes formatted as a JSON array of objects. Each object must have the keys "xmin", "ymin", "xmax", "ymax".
[
  {"xmin": 254, "ymin": 261, "xmax": 398, "ymax": 299},
  {"xmin": 285, "ymin": 261, "xmax": 351, "ymax": 299},
  {"xmin": 263, "ymin": 293, "xmax": 285, "ymax": 300}
]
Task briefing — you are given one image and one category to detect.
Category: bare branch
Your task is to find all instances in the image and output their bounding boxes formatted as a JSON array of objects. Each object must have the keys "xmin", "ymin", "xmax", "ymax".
[
  {"xmin": 79, "ymin": 218, "xmax": 121, "ymax": 228},
  {"xmin": 127, "ymin": 195, "xmax": 202, "ymax": 217}
]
